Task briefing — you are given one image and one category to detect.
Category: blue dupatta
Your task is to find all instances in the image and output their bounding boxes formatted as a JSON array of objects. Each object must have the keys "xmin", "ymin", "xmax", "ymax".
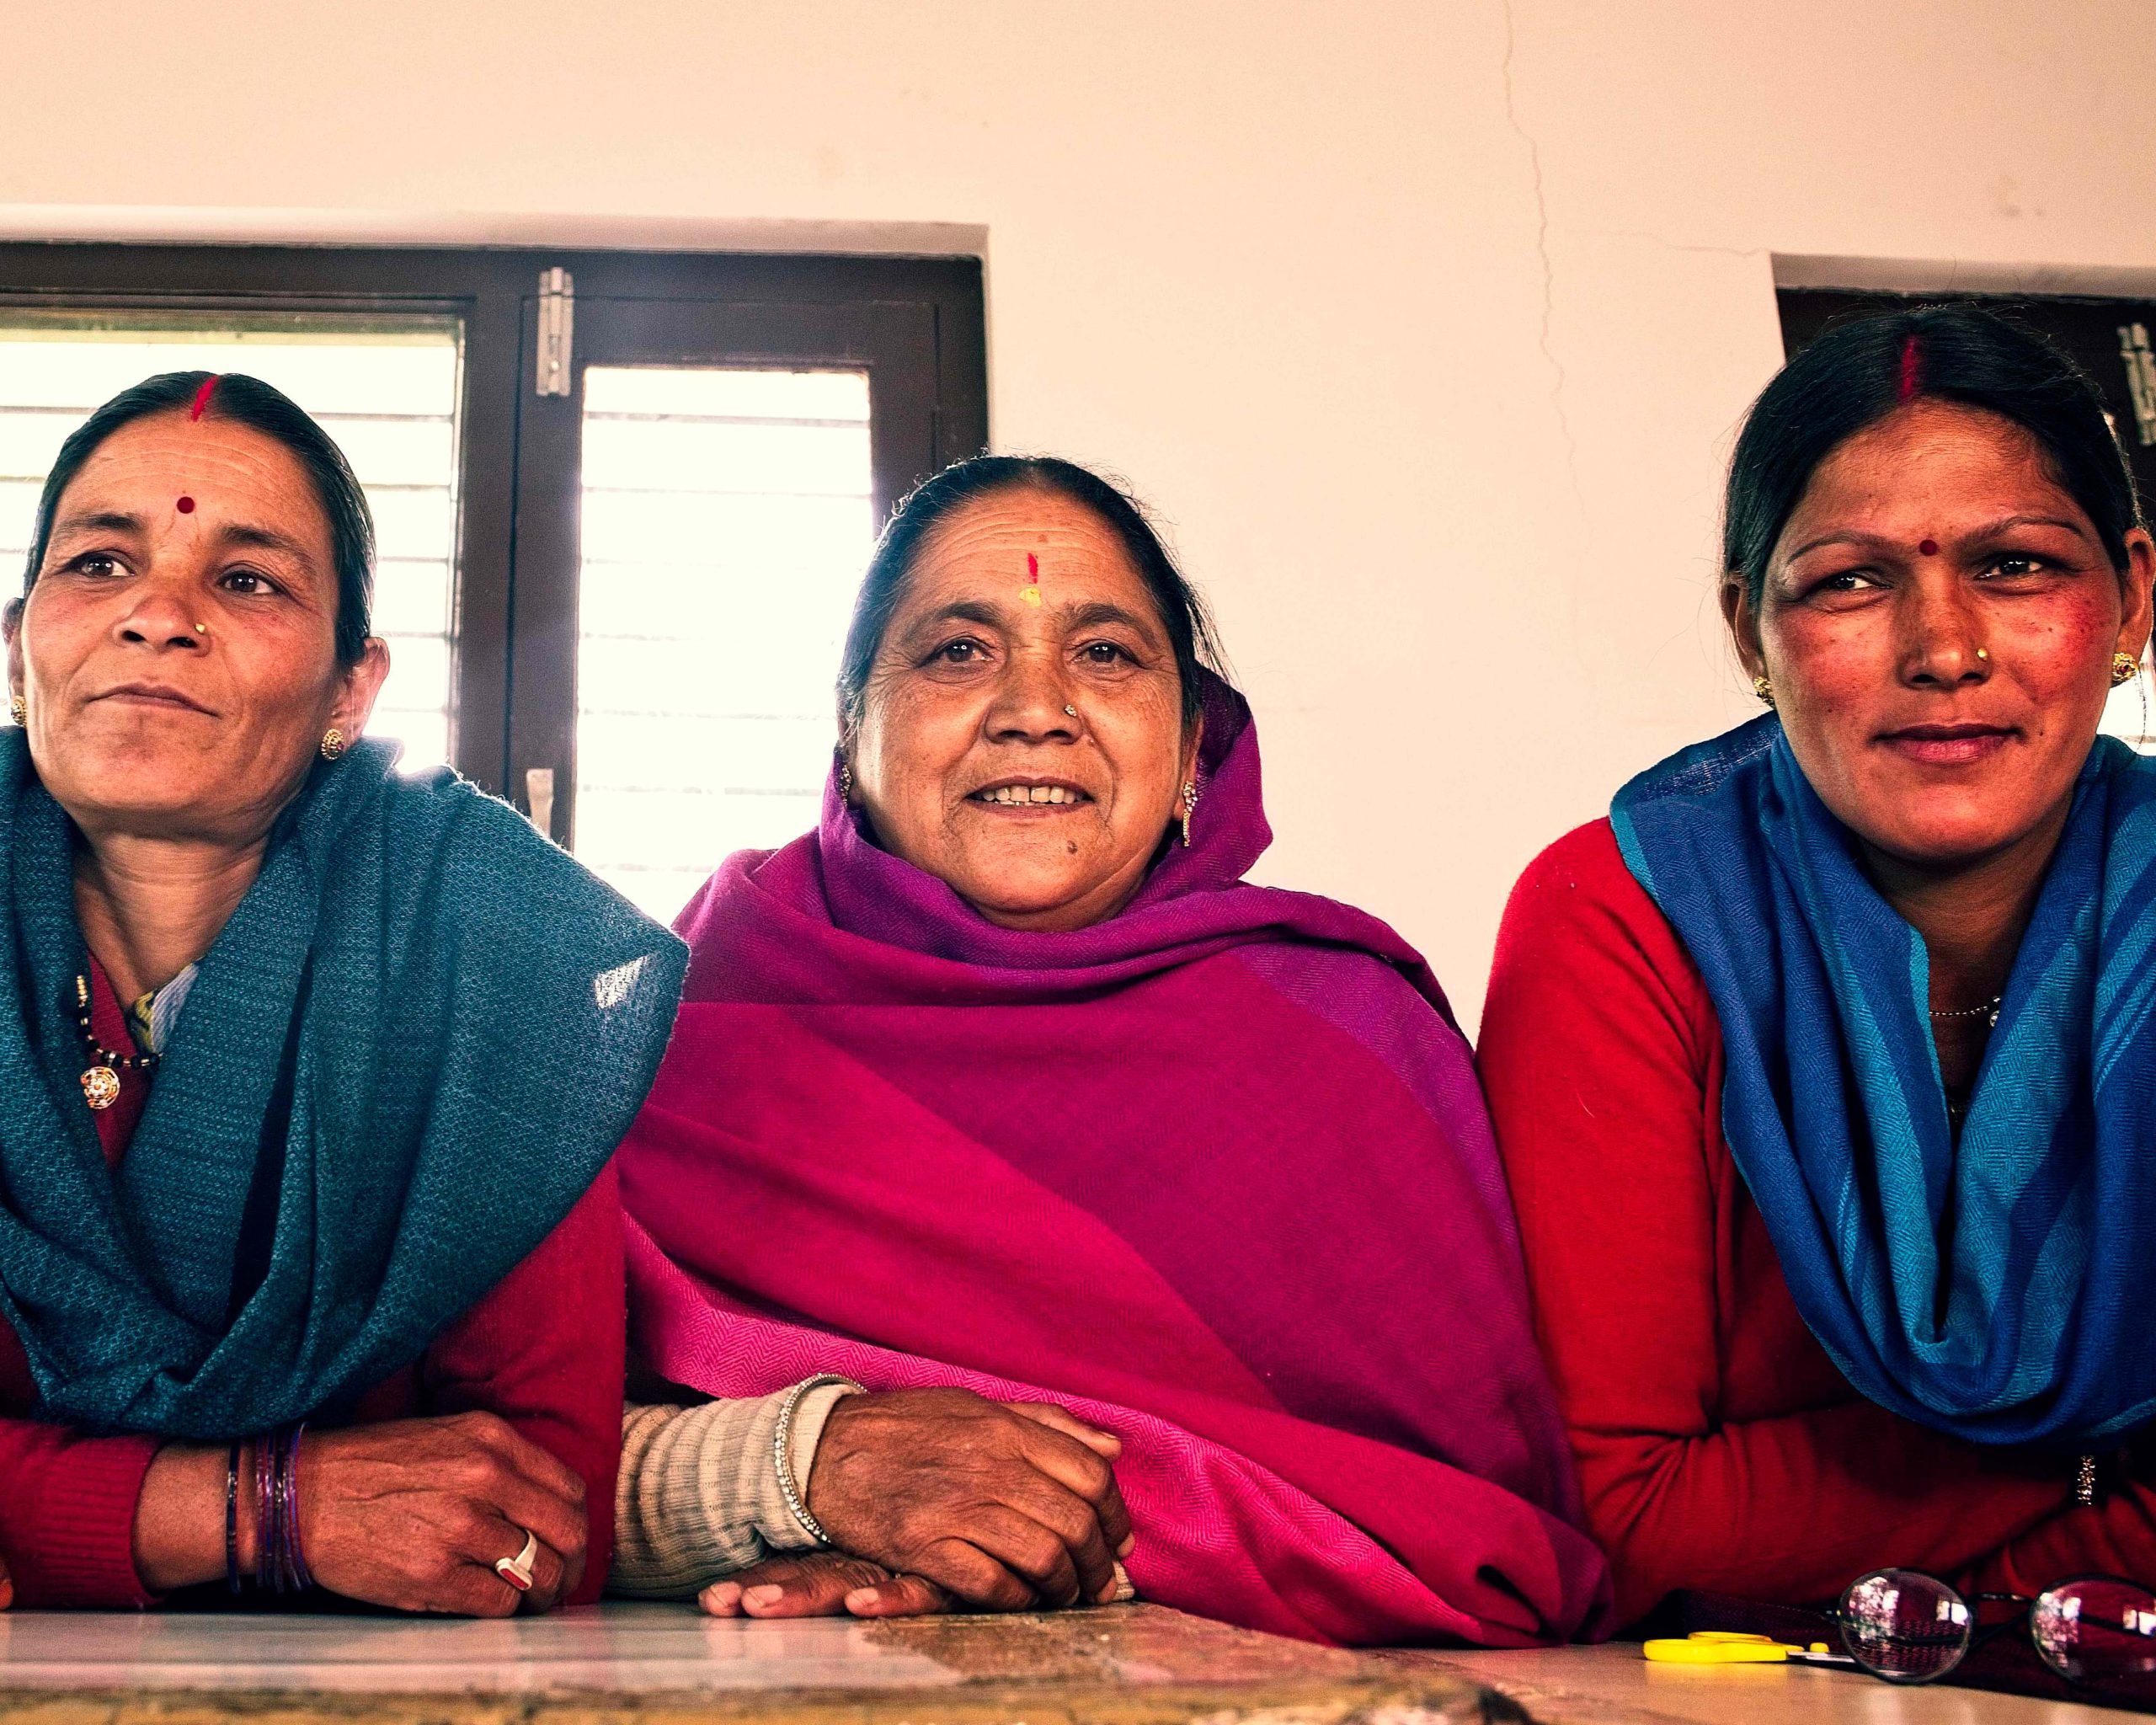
[
  {"xmin": 1612, "ymin": 716, "xmax": 2156, "ymax": 1445},
  {"xmin": 0, "ymin": 733, "xmax": 686, "ymax": 1439}
]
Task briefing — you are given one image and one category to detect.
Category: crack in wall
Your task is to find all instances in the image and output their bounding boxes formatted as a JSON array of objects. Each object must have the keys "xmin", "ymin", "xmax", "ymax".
[{"xmin": 1498, "ymin": 0, "xmax": 1583, "ymax": 515}]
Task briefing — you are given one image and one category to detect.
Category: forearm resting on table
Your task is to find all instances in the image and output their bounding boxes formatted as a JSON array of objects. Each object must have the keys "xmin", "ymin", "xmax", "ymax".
[
  {"xmin": 610, "ymin": 1381, "xmax": 856, "ymax": 1598},
  {"xmin": 1969, "ymin": 1472, "xmax": 2156, "ymax": 1599},
  {"xmin": 1594, "ymin": 1400, "xmax": 2089, "ymax": 1621}
]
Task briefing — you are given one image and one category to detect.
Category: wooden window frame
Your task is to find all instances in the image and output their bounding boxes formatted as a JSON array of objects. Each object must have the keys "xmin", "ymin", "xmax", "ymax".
[{"xmin": 0, "ymin": 244, "xmax": 988, "ymax": 808}]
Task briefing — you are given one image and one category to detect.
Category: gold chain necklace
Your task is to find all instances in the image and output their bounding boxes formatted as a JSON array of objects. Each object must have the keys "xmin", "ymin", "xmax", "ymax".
[{"xmin": 73, "ymin": 974, "xmax": 157, "ymax": 1112}]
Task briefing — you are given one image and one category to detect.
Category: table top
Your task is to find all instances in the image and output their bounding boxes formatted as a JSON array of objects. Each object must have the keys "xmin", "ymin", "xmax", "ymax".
[
  {"xmin": 0, "ymin": 1603, "xmax": 2131, "ymax": 1725},
  {"xmin": 0, "ymin": 1602, "xmax": 1483, "ymax": 1725}
]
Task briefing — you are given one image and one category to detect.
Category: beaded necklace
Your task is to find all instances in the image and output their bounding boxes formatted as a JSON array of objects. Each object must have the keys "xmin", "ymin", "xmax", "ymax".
[{"xmin": 73, "ymin": 973, "xmax": 157, "ymax": 1112}]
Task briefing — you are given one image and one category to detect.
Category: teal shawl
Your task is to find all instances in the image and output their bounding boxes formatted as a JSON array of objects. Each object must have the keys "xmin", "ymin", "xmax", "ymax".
[
  {"xmin": 0, "ymin": 732, "xmax": 687, "ymax": 1439},
  {"xmin": 1614, "ymin": 717, "xmax": 2156, "ymax": 1446}
]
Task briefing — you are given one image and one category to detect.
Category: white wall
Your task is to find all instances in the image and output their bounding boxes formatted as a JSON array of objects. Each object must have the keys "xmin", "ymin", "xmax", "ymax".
[{"xmin": 6, "ymin": 0, "xmax": 2154, "ymax": 1025}]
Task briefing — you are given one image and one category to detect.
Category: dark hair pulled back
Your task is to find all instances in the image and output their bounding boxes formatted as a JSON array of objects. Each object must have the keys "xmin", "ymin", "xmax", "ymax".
[
  {"xmin": 837, "ymin": 455, "xmax": 1223, "ymax": 737},
  {"xmin": 22, "ymin": 371, "xmax": 376, "ymax": 665},
  {"xmin": 1724, "ymin": 304, "xmax": 2143, "ymax": 607}
]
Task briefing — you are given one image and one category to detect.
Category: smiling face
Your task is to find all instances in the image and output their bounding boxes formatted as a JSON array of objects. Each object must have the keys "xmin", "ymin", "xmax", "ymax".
[
  {"xmin": 848, "ymin": 488, "xmax": 1198, "ymax": 931},
  {"xmin": 7, "ymin": 410, "xmax": 389, "ymax": 849},
  {"xmin": 1725, "ymin": 400, "xmax": 2155, "ymax": 871}
]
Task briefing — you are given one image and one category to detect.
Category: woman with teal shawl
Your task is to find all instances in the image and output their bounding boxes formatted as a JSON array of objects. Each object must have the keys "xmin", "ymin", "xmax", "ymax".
[
  {"xmin": 1481, "ymin": 305, "xmax": 2156, "ymax": 1626},
  {"xmin": 0, "ymin": 372, "xmax": 684, "ymax": 1613}
]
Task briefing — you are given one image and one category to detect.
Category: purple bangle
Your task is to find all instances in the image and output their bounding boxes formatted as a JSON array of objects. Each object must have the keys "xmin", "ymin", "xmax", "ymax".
[
  {"xmin": 225, "ymin": 1440, "xmax": 243, "ymax": 1594},
  {"xmin": 238, "ymin": 1424, "xmax": 315, "ymax": 1595},
  {"xmin": 279, "ymin": 1423, "xmax": 312, "ymax": 1592},
  {"xmin": 254, "ymin": 1434, "xmax": 274, "ymax": 1591}
]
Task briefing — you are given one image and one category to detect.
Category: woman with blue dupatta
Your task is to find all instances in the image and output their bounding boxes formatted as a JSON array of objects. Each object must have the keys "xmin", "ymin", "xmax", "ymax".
[
  {"xmin": 1481, "ymin": 306, "xmax": 2156, "ymax": 1629},
  {"xmin": 0, "ymin": 372, "xmax": 684, "ymax": 1613}
]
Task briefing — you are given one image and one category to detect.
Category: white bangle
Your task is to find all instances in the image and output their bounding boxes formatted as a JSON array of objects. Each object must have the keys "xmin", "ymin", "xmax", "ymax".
[{"xmin": 773, "ymin": 1375, "xmax": 856, "ymax": 1548}]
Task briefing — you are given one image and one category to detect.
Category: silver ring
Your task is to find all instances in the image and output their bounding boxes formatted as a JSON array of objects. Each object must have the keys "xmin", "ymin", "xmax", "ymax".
[{"xmin": 495, "ymin": 1528, "xmax": 538, "ymax": 1593}]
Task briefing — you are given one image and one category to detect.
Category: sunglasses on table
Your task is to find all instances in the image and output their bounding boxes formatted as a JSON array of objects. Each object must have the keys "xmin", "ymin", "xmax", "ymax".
[{"xmin": 1838, "ymin": 1567, "xmax": 2156, "ymax": 1688}]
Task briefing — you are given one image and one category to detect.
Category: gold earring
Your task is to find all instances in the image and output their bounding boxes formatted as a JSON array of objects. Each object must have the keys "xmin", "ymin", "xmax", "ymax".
[
  {"xmin": 1180, "ymin": 780, "xmax": 1198, "ymax": 847},
  {"xmin": 1752, "ymin": 675, "xmax": 1774, "ymax": 708},
  {"xmin": 8, "ymin": 695, "xmax": 24, "ymax": 728},
  {"xmin": 2114, "ymin": 650, "xmax": 2142, "ymax": 687},
  {"xmin": 319, "ymin": 728, "xmax": 346, "ymax": 761}
]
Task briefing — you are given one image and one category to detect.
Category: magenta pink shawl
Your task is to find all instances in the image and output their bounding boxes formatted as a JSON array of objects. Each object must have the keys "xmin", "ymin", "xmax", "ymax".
[{"xmin": 619, "ymin": 676, "xmax": 1612, "ymax": 1647}]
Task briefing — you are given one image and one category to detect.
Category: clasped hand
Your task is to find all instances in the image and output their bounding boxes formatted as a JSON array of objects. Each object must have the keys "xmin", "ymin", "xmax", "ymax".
[
  {"xmin": 129, "ymin": 1410, "xmax": 585, "ymax": 1616},
  {"xmin": 702, "ymin": 1387, "xmax": 1132, "ymax": 1621}
]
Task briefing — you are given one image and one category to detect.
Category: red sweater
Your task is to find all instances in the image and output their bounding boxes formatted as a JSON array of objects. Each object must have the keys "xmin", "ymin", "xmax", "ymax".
[
  {"xmin": 0, "ymin": 966, "xmax": 624, "ymax": 1609},
  {"xmin": 1479, "ymin": 820, "xmax": 2156, "ymax": 1630}
]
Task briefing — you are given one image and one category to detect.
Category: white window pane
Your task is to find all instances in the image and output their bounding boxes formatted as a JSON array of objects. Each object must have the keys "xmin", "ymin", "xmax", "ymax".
[
  {"xmin": 575, "ymin": 366, "xmax": 874, "ymax": 921},
  {"xmin": 0, "ymin": 317, "xmax": 462, "ymax": 775},
  {"xmin": 371, "ymin": 560, "xmax": 452, "ymax": 638},
  {"xmin": 0, "ymin": 412, "xmax": 75, "ymax": 483},
  {"xmin": 577, "ymin": 713, "xmax": 835, "ymax": 803},
  {"xmin": 312, "ymin": 415, "xmax": 457, "ymax": 489},
  {"xmin": 584, "ymin": 366, "xmax": 868, "ymax": 423},
  {"xmin": 584, "ymin": 419, "xmax": 873, "ymax": 498},
  {"xmin": 376, "ymin": 633, "xmax": 450, "ymax": 713},
  {"xmin": 365, "ymin": 487, "xmax": 457, "ymax": 563},
  {"xmin": 0, "ymin": 481, "xmax": 40, "ymax": 560},
  {"xmin": 0, "ymin": 333, "xmax": 456, "ymax": 417},
  {"xmin": 578, "ymin": 491, "xmax": 873, "ymax": 572}
]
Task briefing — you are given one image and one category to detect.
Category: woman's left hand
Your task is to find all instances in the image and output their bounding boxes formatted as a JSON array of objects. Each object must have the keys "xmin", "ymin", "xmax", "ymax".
[{"xmin": 699, "ymin": 1552, "xmax": 952, "ymax": 1619}]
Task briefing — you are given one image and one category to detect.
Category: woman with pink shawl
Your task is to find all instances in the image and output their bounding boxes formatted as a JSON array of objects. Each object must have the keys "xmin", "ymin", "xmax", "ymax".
[{"xmin": 609, "ymin": 457, "xmax": 1610, "ymax": 1648}]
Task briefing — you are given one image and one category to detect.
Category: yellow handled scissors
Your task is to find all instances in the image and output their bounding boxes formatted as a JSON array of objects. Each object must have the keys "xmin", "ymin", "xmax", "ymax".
[{"xmin": 1643, "ymin": 1632, "xmax": 1854, "ymax": 1667}]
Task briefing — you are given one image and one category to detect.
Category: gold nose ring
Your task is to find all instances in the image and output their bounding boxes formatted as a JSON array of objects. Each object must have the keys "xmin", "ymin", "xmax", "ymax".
[
  {"xmin": 1064, "ymin": 705, "xmax": 1077, "ymax": 717},
  {"xmin": 195, "ymin": 623, "xmax": 209, "ymax": 636},
  {"xmin": 1976, "ymin": 648, "xmax": 1989, "ymax": 660}
]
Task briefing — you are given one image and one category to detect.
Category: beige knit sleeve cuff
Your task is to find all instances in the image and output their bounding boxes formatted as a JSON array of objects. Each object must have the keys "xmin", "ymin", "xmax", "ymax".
[{"xmin": 608, "ymin": 1381, "xmax": 860, "ymax": 1599}]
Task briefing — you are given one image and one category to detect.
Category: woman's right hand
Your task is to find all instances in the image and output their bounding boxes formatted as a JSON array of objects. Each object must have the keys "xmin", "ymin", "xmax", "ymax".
[
  {"xmin": 297, "ymin": 1412, "xmax": 588, "ymax": 1616},
  {"xmin": 804, "ymin": 1388, "xmax": 1133, "ymax": 1610}
]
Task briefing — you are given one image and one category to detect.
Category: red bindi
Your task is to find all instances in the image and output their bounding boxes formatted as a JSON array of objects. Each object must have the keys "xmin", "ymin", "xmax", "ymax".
[
  {"xmin": 175, "ymin": 496, "xmax": 195, "ymax": 514},
  {"xmin": 1026, "ymin": 553, "xmax": 1039, "ymax": 582},
  {"xmin": 1919, "ymin": 537, "xmax": 1938, "ymax": 556}
]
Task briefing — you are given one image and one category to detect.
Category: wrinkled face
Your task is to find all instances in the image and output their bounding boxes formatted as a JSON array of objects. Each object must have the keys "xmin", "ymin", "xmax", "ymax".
[
  {"xmin": 850, "ymin": 490, "xmax": 1198, "ymax": 931},
  {"xmin": 7, "ymin": 411, "xmax": 389, "ymax": 849},
  {"xmin": 1726, "ymin": 401, "xmax": 2154, "ymax": 870}
]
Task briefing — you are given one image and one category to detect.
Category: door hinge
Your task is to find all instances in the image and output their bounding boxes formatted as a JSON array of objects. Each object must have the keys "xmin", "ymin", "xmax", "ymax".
[
  {"xmin": 536, "ymin": 268, "xmax": 575, "ymax": 398},
  {"xmin": 2119, "ymin": 323, "xmax": 2156, "ymax": 447}
]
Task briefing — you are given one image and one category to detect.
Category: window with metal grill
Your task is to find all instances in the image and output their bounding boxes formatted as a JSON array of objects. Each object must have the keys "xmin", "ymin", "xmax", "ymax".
[{"xmin": 0, "ymin": 247, "xmax": 986, "ymax": 919}]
